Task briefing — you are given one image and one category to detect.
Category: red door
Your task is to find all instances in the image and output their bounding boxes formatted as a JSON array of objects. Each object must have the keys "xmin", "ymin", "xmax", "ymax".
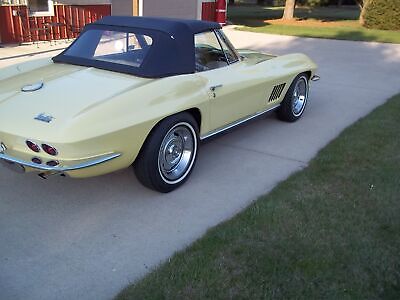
[{"xmin": 201, "ymin": 1, "xmax": 216, "ymax": 22}]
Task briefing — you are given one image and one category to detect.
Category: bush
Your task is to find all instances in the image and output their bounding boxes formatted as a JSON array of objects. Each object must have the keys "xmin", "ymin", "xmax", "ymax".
[{"xmin": 362, "ymin": 0, "xmax": 400, "ymax": 30}]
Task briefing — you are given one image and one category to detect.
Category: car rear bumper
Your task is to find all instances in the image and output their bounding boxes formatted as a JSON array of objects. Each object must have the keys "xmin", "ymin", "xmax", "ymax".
[{"xmin": 0, "ymin": 149, "xmax": 121, "ymax": 178}]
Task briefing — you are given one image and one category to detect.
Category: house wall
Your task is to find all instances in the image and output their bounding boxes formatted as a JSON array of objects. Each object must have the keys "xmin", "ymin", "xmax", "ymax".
[
  {"xmin": 110, "ymin": 0, "xmax": 218, "ymax": 21},
  {"xmin": 1, "ymin": 0, "xmax": 110, "ymax": 4},
  {"xmin": 143, "ymin": 0, "xmax": 197, "ymax": 19},
  {"xmin": 57, "ymin": 0, "xmax": 111, "ymax": 4},
  {"xmin": 201, "ymin": 0, "xmax": 216, "ymax": 21},
  {"xmin": 111, "ymin": 0, "xmax": 138, "ymax": 16},
  {"xmin": 0, "ymin": 3, "xmax": 110, "ymax": 44}
]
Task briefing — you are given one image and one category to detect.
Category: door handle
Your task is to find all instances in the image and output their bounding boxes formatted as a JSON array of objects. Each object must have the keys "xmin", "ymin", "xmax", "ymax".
[{"xmin": 210, "ymin": 84, "xmax": 223, "ymax": 92}]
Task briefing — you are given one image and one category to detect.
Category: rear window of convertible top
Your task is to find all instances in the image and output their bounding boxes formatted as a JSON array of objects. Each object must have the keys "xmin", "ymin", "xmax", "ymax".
[{"xmin": 63, "ymin": 29, "xmax": 153, "ymax": 68}]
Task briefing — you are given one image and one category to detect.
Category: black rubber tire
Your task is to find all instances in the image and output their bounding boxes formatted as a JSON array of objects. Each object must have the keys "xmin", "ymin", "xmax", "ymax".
[
  {"xmin": 134, "ymin": 112, "xmax": 199, "ymax": 193},
  {"xmin": 277, "ymin": 73, "xmax": 309, "ymax": 122}
]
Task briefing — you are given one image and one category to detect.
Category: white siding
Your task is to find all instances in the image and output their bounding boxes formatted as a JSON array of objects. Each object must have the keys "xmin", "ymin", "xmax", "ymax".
[
  {"xmin": 143, "ymin": 0, "xmax": 198, "ymax": 20},
  {"xmin": 111, "ymin": 0, "xmax": 133, "ymax": 16}
]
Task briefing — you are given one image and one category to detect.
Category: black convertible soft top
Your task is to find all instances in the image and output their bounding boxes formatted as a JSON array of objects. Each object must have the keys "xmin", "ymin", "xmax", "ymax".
[
  {"xmin": 96, "ymin": 16, "xmax": 220, "ymax": 36},
  {"xmin": 53, "ymin": 16, "xmax": 221, "ymax": 78}
]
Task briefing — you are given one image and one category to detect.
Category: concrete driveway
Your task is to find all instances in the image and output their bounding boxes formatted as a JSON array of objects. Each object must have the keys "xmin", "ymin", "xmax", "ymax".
[{"xmin": 1, "ymin": 30, "xmax": 399, "ymax": 300}]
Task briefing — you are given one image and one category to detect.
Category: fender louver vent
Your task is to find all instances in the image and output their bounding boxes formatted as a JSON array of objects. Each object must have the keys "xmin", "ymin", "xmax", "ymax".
[{"xmin": 268, "ymin": 83, "xmax": 286, "ymax": 102}]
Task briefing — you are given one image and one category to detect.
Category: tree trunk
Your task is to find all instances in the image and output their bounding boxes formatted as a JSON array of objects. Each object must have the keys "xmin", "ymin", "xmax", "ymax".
[
  {"xmin": 337, "ymin": 0, "xmax": 343, "ymax": 7},
  {"xmin": 282, "ymin": 0, "xmax": 296, "ymax": 20},
  {"xmin": 229, "ymin": 0, "xmax": 235, "ymax": 5},
  {"xmin": 358, "ymin": 0, "xmax": 366, "ymax": 25},
  {"xmin": 359, "ymin": 8, "xmax": 365, "ymax": 25},
  {"xmin": 355, "ymin": 0, "xmax": 364, "ymax": 9}
]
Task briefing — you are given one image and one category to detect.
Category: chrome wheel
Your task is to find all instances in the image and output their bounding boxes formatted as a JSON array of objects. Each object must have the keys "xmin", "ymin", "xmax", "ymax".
[
  {"xmin": 158, "ymin": 122, "xmax": 197, "ymax": 184},
  {"xmin": 292, "ymin": 76, "xmax": 308, "ymax": 117}
]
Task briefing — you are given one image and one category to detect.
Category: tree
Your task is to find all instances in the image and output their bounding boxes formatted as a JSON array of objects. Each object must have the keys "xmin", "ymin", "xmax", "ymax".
[
  {"xmin": 355, "ymin": 0, "xmax": 364, "ymax": 8},
  {"xmin": 282, "ymin": 0, "xmax": 296, "ymax": 20},
  {"xmin": 361, "ymin": 0, "xmax": 400, "ymax": 30}
]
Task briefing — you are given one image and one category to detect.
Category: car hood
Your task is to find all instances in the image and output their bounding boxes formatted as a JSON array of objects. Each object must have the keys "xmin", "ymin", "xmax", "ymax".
[{"xmin": 0, "ymin": 62, "xmax": 152, "ymax": 140}]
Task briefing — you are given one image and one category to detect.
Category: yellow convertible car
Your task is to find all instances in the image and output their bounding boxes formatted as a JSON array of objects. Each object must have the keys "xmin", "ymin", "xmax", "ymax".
[{"xmin": 0, "ymin": 16, "xmax": 318, "ymax": 192}]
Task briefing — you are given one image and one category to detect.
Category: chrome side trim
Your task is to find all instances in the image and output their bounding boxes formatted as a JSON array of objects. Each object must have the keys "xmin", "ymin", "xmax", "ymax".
[
  {"xmin": 210, "ymin": 84, "xmax": 223, "ymax": 92},
  {"xmin": 0, "ymin": 152, "xmax": 121, "ymax": 172},
  {"xmin": 200, "ymin": 104, "xmax": 280, "ymax": 140}
]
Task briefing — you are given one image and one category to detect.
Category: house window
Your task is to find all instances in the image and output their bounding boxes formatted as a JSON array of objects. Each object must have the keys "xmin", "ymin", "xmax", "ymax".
[{"xmin": 28, "ymin": 0, "xmax": 54, "ymax": 17}]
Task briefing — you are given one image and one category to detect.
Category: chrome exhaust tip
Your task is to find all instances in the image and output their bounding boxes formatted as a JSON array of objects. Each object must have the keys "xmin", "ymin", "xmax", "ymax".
[
  {"xmin": 311, "ymin": 75, "xmax": 321, "ymax": 82},
  {"xmin": 38, "ymin": 173, "xmax": 48, "ymax": 180},
  {"xmin": 38, "ymin": 171, "xmax": 62, "ymax": 179}
]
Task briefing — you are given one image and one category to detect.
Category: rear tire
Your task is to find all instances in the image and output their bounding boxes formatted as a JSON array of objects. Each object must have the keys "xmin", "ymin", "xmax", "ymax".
[
  {"xmin": 134, "ymin": 112, "xmax": 199, "ymax": 193},
  {"xmin": 277, "ymin": 73, "xmax": 309, "ymax": 122}
]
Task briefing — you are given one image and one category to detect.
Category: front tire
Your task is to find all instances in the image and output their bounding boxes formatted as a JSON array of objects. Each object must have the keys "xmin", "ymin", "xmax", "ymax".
[
  {"xmin": 277, "ymin": 73, "xmax": 309, "ymax": 122},
  {"xmin": 134, "ymin": 113, "xmax": 199, "ymax": 193}
]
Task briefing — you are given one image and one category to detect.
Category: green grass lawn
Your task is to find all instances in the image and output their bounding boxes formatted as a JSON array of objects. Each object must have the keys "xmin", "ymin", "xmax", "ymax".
[
  {"xmin": 229, "ymin": 5, "xmax": 400, "ymax": 43},
  {"xmin": 117, "ymin": 93, "xmax": 400, "ymax": 299},
  {"xmin": 229, "ymin": 5, "xmax": 361, "ymax": 21}
]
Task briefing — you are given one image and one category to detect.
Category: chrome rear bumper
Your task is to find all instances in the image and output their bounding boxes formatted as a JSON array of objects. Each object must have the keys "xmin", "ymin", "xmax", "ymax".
[{"xmin": 0, "ymin": 151, "xmax": 121, "ymax": 178}]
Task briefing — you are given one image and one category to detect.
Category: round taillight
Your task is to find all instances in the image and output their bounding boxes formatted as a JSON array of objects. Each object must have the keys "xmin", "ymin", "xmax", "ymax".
[
  {"xmin": 46, "ymin": 160, "xmax": 59, "ymax": 167},
  {"xmin": 32, "ymin": 157, "xmax": 42, "ymax": 164},
  {"xmin": 26, "ymin": 140, "xmax": 40, "ymax": 153},
  {"xmin": 42, "ymin": 144, "xmax": 58, "ymax": 156}
]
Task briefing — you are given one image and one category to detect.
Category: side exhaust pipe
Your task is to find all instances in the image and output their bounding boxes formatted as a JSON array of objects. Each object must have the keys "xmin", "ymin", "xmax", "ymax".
[
  {"xmin": 311, "ymin": 75, "xmax": 321, "ymax": 82},
  {"xmin": 38, "ymin": 171, "xmax": 65, "ymax": 179}
]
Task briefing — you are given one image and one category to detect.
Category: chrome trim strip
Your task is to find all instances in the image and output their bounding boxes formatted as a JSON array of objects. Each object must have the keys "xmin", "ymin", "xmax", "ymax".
[
  {"xmin": 0, "ymin": 152, "xmax": 121, "ymax": 172},
  {"xmin": 200, "ymin": 104, "xmax": 280, "ymax": 140},
  {"xmin": 210, "ymin": 84, "xmax": 223, "ymax": 92}
]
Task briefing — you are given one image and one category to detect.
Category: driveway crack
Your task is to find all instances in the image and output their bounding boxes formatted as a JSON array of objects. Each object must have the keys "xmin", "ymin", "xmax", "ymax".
[{"xmin": 214, "ymin": 142, "xmax": 308, "ymax": 166}]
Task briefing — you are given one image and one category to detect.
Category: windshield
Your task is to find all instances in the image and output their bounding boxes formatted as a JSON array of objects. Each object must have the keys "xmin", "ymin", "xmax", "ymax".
[{"xmin": 63, "ymin": 29, "xmax": 153, "ymax": 68}]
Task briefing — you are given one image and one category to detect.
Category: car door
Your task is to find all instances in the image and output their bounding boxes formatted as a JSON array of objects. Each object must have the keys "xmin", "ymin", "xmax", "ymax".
[{"xmin": 195, "ymin": 30, "xmax": 269, "ymax": 133}]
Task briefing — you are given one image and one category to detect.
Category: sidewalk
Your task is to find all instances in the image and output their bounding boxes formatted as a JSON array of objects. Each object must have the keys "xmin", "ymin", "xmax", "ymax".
[{"xmin": 0, "ymin": 40, "xmax": 72, "ymax": 68}]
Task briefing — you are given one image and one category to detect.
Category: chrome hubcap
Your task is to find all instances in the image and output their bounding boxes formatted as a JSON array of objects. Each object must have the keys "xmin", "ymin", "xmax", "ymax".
[
  {"xmin": 292, "ymin": 77, "xmax": 308, "ymax": 116},
  {"xmin": 158, "ymin": 123, "xmax": 196, "ymax": 183}
]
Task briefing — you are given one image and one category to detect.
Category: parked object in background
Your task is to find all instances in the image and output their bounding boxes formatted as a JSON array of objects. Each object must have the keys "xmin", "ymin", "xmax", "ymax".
[{"xmin": 0, "ymin": 16, "xmax": 318, "ymax": 192}]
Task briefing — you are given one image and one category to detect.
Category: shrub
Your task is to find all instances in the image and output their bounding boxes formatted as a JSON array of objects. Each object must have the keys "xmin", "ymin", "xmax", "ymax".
[{"xmin": 362, "ymin": 0, "xmax": 400, "ymax": 30}]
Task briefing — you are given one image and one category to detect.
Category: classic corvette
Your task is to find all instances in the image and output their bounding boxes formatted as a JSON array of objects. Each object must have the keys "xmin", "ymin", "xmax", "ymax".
[{"xmin": 0, "ymin": 16, "xmax": 318, "ymax": 192}]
